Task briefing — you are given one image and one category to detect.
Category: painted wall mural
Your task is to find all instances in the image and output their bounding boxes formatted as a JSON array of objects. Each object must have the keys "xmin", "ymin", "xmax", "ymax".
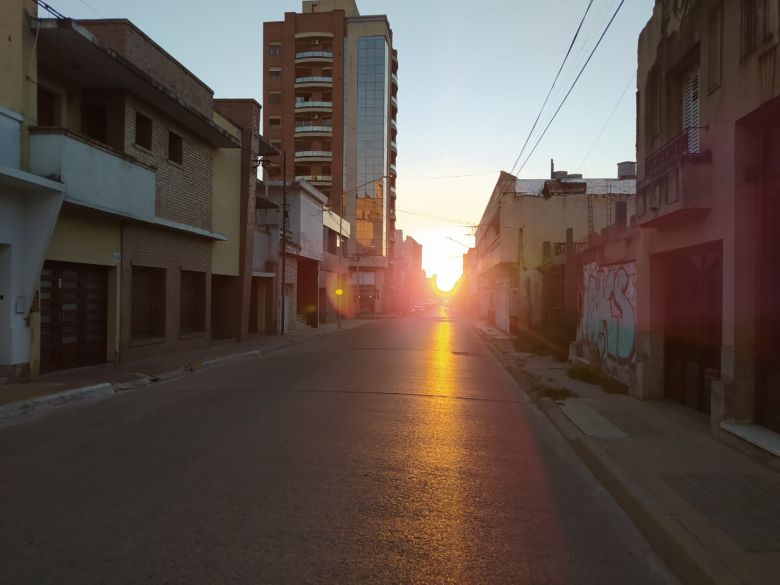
[{"xmin": 578, "ymin": 261, "xmax": 637, "ymax": 383}]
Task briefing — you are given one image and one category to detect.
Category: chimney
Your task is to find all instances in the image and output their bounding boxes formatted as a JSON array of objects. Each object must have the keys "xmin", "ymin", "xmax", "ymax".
[{"xmin": 550, "ymin": 158, "xmax": 554, "ymax": 180}]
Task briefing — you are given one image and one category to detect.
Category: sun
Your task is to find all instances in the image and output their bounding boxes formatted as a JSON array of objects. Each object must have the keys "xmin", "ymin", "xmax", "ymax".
[{"xmin": 435, "ymin": 271, "xmax": 459, "ymax": 293}]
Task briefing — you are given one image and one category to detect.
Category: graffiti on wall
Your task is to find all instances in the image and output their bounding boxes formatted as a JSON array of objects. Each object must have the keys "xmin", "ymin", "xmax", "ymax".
[{"xmin": 578, "ymin": 261, "xmax": 637, "ymax": 382}]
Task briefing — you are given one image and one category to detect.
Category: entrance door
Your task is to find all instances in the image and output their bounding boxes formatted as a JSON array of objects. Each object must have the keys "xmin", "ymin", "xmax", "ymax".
[
  {"xmin": 664, "ymin": 243, "xmax": 722, "ymax": 413},
  {"xmin": 40, "ymin": 261, "xmax": 108, "ymax": 373},
  {"xmin": 757, "ymin": 182, "xmax": 780, "ymax": 432}
]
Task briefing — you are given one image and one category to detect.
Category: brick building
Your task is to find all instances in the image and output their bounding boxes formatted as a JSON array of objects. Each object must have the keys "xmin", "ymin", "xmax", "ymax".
[
  {"xmin": 262, "ymin": 0, "xmax": 399, "ymax": 315},
  {"xmin": 0, "ymin": 5, "xmax": 275, "ymax": 378}
]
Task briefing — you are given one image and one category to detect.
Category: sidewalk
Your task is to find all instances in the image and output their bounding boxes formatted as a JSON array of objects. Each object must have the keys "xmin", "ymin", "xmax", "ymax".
[
  {"xmin": 476, "ymin": 321, "xmax": 780, "ymax": 585},
  {"xmin": 0, "ymin": 319, "xmax": 373, "ymax": 418}
]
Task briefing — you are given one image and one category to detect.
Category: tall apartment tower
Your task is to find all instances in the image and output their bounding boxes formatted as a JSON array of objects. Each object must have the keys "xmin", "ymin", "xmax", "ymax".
[{"xmin": 263, "ymin": 0, "xmax": 399, "ymax": 314}]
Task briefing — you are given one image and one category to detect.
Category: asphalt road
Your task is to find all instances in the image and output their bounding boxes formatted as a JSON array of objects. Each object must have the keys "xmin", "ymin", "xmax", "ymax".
[{"xmin": 0, "ymin": 309, "xmax": 675, "ymax": 584}]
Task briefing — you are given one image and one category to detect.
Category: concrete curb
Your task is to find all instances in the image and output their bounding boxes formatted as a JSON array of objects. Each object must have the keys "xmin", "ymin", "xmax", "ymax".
[
  {"xmin": 0, "ymin": 321, "xmax": 372, "ymax": 423},
  {"xmin": 0, "ymin": 383, "xmax": 114, "ymax": 422},
  {"xmin": 474, "ymin": 325, "xmax": 743, "ymax": 585},
  {"xmin": 539, "ymin": 396, "xmax": 742, "ymax": 585}
]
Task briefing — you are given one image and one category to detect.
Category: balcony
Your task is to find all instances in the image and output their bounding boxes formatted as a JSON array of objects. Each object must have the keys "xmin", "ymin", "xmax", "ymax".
[
  {"xmin": 390, "ymin": 185, "xmax": 396, "ymax": 199},
  {"xmin": 295, "ymin": 51, "xmax": 333, "ymax": 63},
  {"xmin": 296, "ymin": 174, "xmax": 333, "ymax": 186},
  {"xmin": 294, "ymin": 124, "xmax": 333, "ymax": 137},
  {"xmin": 295, "ymin": 150, "xmax": 333, "ymax": 162},
  {"xmin": 390, "ymin": 141, "xmax": 397, "ymax": 153},
  {"xmin": 391, "ymin": 72, "xmax": 398, "ymax": 86},
  {"xmin": 389, "ymin": 163, "xmax": 397, "ymax": 176},
  {"xmin": 295, "ymin": 101, "xmax": 333, "ymax": 113},
  {"xmin": 29, "ymin": 128, "xmax": 156, "ymax": 222},
  {"xmin": 390, "ymin": 119, "xmax": 397, "ymax": 132},
  {"xmin": 636, "ymin": 129, "xmax": 712, "ymax": 228},
  {"xmin": 391, "ymin": 95, "xmax": 398, "ymax": 110},
  {"xmin": 295, "ymin": 76, "xmax": 333, "ymax": 88}
]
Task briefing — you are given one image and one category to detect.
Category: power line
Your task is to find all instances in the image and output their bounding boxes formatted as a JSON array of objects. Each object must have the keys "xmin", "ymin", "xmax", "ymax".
[
  {"xmin": 508, "ymin": 0, "xmax": 595, "ymax": 175},
  {"xmin": 577, "ymin": 71, "xmax": 636, "ymax": 172},
  {"xmin": 76, "ymin": 0, "xmax": 105, "ymax": 18},
  {"xmin": 396, "ymin": 207, "xmax": 476, "ymax": 226},
  {"xmin": 515, "ymin": 0, "xmax": 627, "ymax": 176},
  {"xmin": 34, "ymin": 0, "xmax": 66, "ymax": 18}
]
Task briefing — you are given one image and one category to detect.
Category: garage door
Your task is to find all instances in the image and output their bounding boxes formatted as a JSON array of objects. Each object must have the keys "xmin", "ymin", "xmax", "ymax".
[{"xmin": 40, "ymin": 261, "xmax": 108, "ymax": 373}]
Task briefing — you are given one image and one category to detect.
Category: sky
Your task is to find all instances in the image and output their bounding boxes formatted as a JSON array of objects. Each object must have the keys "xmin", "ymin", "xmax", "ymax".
[{"xmin": 49, "ymin": 0, "xmax": 654, "ymax": 290}]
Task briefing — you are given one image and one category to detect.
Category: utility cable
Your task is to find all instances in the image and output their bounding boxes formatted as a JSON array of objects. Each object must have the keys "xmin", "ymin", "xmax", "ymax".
[
  {"xmin": 509, "ymin": 0, "xmax": 595, "ymax": 175},
  {"xmin": 577, "ymin": 71, "xmax": 636, "ymax": 172},
  {"xmin": 515, "ymin": 0, "xmax": 627, "ymax": 176}
]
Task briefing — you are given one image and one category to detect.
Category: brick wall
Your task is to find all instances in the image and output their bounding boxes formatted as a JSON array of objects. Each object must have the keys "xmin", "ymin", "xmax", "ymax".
[
  {"xmin": 213, "ymin": 100, "xmax": 262, "ymax": 340},
  {"xmin": 79, "ymin": 20, "xmax": 213, "ymax": 116},
  {"xmin": 124, "ymin": 95, "xmax": 214, "ymax": 231},
  {"xmin": 120, "ymin": 223, "xmax": 212, "ymax": 361}
]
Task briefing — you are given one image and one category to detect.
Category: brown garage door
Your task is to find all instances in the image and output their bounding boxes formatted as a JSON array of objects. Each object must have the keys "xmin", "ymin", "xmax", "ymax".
[{"xmin": 40, "ymin": 261, "xmax": 108, "ymax": 374}]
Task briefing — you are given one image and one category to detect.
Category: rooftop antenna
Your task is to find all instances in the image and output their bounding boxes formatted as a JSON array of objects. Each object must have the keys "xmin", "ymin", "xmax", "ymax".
[{"xmin": 550, "ymin": 158, "xmax": 555, "ymax": 180}]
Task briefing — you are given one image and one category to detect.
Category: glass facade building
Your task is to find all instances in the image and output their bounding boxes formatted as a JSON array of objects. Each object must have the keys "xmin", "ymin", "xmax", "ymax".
[{"xmin": 355, "ymin": 36, "xmax": 389, "ymax": 255}]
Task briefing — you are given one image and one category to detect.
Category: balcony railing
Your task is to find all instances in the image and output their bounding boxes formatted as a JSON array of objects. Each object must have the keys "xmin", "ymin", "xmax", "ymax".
[
  {"xmin": 390, "ymin": 141, "xmax": 397, "ymax": 152},
  {"xmin": 391, "ymin": 96, "xmax": 398, "ymax": 109},
  {"xmin": 294, "ymin": 125, "xmax": 333, "ymax": 135},
  {"xmin": 553, "ymin": 241, "xmax": 586, "ymax": 257},
  {"xmin": 295, "ymin": 76, "xmax": 333, "ymax": 86},
  {"xmin": 391, "ymin": 72, "xmax": 398, "ymax": 86},
  {"xmin": 295, "ymin": 150, "xmax": 333, "ymax": 160},
  {"xmin": 637, "ymin": 128, "xmax": 711, "ymax": 228},
  {"xmin": 29, "ymin": 128, "xmax": 156, "ymax": 222},
  {"xmin": 295, "ymin": 101, "xmax": 333, "ymax": 110},
  {"xmin": 296, "ymin": 174, "xmax": 333, "ymax": 185},
  {"xmin": 645, "ymin": 128, "xmax": 700, "ymax": 180},
  {"xmin": 295, "ymin": 51, "xmax": 333, "ymax": 61},
  {"xmin": 389, "ymin": 163, "xmax": 397, "ymax": 176}
]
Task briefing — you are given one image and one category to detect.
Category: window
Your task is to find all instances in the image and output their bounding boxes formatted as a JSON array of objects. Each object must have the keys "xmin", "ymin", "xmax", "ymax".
[
  {"xmin": 168, "ymin": 131, "xmax": 183, "ymax": 164},
  {"xmin": 269, "ymin": 68, "xmax": 282, "ymax": 80},
  {"xmin": 682, "ymin": 67, "xmax": 701, "ymax": 153},
  {"xmin": 645, "ymin": 67, "xmax": 661, "ymax": 142},
  {"xmin": 135, "ymin": 111, "xmax": 152, "ymax": 149},
  {"xmin": 741, "ymin": 0, "xmax": 770, "ymax": 57},
  {"xmin": 131, "ymin": 266, "xmax": 166, "ymax": 340},
  {"xmin": 268, "ymin": 117, "xmax": 282, "ymax": 129},
  {"xmin": 37, "ymin": 86, "xmax": 61, "ymax": 126},
  {"xmin": 269, "ymin": 44, "xmax": 281, "ymax": 56},
  {"xmin": 707, "ymin": 2, "xmax": 723, "ymax": 91},
  {"xmin": 82, "ymin": 105, "xmax": 107, "ymax": 143},
  {"xmin": 180, "ymin": 270, "xmax": 206, "ymax": 335},
  {"xmin": 269, "ymin": 92, "xmax": 282, "ymax": 105}
]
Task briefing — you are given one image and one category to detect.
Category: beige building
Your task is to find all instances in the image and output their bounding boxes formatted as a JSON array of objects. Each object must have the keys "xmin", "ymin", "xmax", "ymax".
[
  {"xmin": 475, "ymin": 169, "xmax": 635, "ymax": 335},
  {"xmin": 635, "ymin": 0, "xmax": 780, "ymax": 449},
  {"xmin": 262, "ymin": 0, "xmax": 399, "ymax": 314},
  {"xmin": 0, "ymin": 3, "xmax": 275, "ymax": 380}
]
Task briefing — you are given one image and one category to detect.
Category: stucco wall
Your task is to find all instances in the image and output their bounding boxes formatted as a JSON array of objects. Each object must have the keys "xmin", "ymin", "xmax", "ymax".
[{"xmin": 211, "ymin": 147, "xmax": 242, "ymax": 276}]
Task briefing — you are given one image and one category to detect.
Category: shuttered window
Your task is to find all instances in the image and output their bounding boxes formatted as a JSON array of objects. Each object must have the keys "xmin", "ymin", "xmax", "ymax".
[{"xmin": 682, "ymin": 68, "xmax": 700, "ymax": 154}]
